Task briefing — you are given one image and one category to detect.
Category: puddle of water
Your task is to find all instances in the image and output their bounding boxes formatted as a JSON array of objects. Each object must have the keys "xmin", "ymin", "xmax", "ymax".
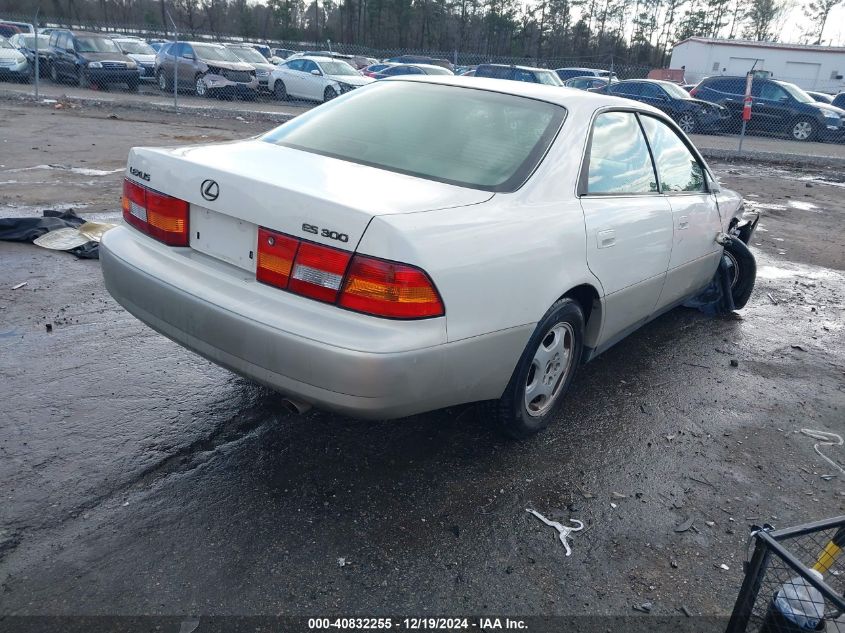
[
  {"xmin": 746, "ymin": 201, "xmax": 787, "ymax": 211},
  {"xmin": 2, "ymin": 165, "xmax": 124, "ymax": 177}
]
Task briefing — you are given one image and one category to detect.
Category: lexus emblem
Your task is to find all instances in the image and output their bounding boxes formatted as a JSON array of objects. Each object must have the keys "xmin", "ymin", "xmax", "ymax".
[{"xmin": 201, "ymin": 179, "xmax": 219, "ymax": 202}]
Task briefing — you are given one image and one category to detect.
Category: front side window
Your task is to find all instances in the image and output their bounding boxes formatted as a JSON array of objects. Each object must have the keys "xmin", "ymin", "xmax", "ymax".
[
  {"xmin": 285, "ymin": 59, "xmax": 304, "ymax": 71},
  {"xmin": 755, "ymin": 82, "xmax": 787, "ymax": 101},
  {"xmin": 584, "ymin": 111, "xmax": 657, "ymax": 195},
  {"xmin": 639, "ymin": 116, "xmax": 706, "ymax": 193},
  {"xmin": 262, "ymin": 81, "xmax": 566, "ymax": 192}
]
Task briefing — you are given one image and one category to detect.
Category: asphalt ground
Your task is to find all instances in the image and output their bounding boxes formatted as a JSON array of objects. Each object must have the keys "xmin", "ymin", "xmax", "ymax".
[{"xmin": 1, "ymin": 101, "xmax": 844, "ymax": 630}]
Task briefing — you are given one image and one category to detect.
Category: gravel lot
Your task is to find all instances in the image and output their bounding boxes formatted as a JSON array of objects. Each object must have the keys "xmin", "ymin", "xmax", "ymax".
[{"xmin": 1, "ymin": 102, "xmax": 843, "ymax": 627}]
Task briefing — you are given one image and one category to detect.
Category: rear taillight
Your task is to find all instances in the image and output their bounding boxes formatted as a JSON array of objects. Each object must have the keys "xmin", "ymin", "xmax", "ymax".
[
  {"xmin": 256, "ymin": 227, "xmax": 444, "ymax": 319},
  {"xmin": 340, "ymin": 256, "xmax": 444, "ymax": 318},
  {"xmin": 122, "ymin": 178, "xmax": 189, "ymax": 246},
  {"xmin": 689, "ymin": 86, "xmax": 698, "ymax": 97}
]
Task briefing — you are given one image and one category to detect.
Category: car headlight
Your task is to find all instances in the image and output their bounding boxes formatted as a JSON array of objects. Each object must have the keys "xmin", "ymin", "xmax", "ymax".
[
  {"xmin": 256, "ymin": 70, "xmax": 269, "ymax": 77},
  {"xmin": 88, "ymin": 61, "xmax": 103, "ymax": 68}
]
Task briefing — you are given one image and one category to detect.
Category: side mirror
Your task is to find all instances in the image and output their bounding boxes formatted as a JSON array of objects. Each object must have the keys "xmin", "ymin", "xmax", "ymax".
[{"xmin": 310, "ymin": 69, "xmax": 321, "ymax": 76}]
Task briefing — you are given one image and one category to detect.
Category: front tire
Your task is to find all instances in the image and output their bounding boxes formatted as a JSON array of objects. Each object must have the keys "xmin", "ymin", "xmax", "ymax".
[
  {"xmin": 722, "ymin": 237, "xmax": 756, "ymax": 309},
  {"xmin": 790, "ymin": 118, "xmax": 817, "ymax": 142},
  {"xmin": 194, "ymin": 74, "xmax": 207, "ymax": 97},
  {"xmin": 323, "ymin": 86, "xmax": 337, "ymax": 102},
  {"xmin": 677, "ymin": 112, "xmax": 696, "ymax": 134},
  {"xmin": 50, "ymin": 62, "xmax": 59, "ymax": 83},
  {"xmin": 77, "ymin": 66, "xmax": 88, "ymax": 89},
  {"xmin": 492, "ymin": 298, "xmax": 584, "ymax": 439}
]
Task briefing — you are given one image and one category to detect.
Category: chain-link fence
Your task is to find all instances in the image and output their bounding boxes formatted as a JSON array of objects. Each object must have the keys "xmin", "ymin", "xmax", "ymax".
[
  {"xmin": 727, "ymin": 518, "xmax": 845, "ymax": 633},
  {"xmin": 3, "ymin": 11, "xmax": 844, "ymax": 155}
]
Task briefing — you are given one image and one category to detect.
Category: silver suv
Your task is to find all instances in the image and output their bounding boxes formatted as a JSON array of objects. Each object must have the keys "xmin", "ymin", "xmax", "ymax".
[{"xmin": 155, "ymin": 41, "xmax": 257, "ymax": 99}]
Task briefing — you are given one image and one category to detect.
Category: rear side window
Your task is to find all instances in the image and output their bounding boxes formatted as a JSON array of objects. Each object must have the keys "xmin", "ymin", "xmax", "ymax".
[
  {"xmin": 639, "ymin": 116, "xmax": 706, "ymax": 193},
  {"xmin": 609, "ymin": 83, "xmax": 641, "ymax": 97},
  {"xmin": 584, "ymin": 112, "xmax": 658, "ymax": 195}
]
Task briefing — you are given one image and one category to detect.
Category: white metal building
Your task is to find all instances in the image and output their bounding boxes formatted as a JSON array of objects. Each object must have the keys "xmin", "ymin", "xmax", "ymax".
[{"xmin": 670, "ymin": 37, "xmax": 845, "ymax": 94}]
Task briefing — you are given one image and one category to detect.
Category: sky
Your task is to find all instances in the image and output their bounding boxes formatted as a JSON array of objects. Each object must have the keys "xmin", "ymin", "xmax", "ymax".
[{"xmin": 777, "ymin": 2, "xmax": 845, "ymax": 45}]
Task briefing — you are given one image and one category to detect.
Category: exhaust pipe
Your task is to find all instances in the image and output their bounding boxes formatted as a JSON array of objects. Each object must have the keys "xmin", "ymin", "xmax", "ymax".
[{"xmin": 280, "ymin": 397, "xmax": 312, "ymax": 415}]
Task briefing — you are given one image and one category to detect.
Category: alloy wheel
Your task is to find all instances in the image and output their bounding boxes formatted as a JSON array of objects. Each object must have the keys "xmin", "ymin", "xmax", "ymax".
[
  {"xmin": 195, "ymin": 76, "xmax": 206, "ymax": 97},
  {"xmin": 524, "ymin": 322, "xmax": 575, "ymax": 417},
  {"xmin": 678, "ymin": 113, "xmax": 696, "ymax": 133},
  {"xmin": 792, "ymin": 120, "xmax": 813, "ymax": 141}
]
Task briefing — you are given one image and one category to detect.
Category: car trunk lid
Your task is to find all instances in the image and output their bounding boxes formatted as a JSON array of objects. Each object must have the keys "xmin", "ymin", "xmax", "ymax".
[{"xmin": 125, "ymin": 140, "xmax": 492, "ymax": 270}]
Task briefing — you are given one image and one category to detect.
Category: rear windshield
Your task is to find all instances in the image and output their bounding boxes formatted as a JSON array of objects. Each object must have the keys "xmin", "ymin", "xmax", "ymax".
[{"xmin": 262, "ymin": 81, "xmax": 565, "ymax": 192}]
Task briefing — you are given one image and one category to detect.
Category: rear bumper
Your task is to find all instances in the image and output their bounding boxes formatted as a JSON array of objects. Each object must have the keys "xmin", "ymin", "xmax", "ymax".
[{"xmin": 100, "ymin": 226, "xmax": 529, "ymax": 419}]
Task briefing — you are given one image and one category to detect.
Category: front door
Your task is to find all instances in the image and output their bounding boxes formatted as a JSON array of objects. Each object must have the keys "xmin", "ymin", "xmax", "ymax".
[
  {"xmin": 639, "ymin": 115, "xmax": 723, "ymax": 308},
  {"xmin": 579, "ymin": 111, "xmax": 674, "ymax": 347}
]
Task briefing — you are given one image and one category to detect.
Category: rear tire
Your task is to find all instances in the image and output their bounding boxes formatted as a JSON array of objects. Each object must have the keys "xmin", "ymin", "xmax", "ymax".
[
  {"xmin": 273, "ymin": 80, "xmax": 287, "ymax": 101},
  {"xmin": 722, "ymin": 237, "xmax": 756, "ymax": 309},
  {"xmin": 491, "ymin": 298, "xmax": 584, "ymax": 440},
  {"xmin": 677, "ymin": 112, "xmax": 696, "ymax": 134},
  {"xmin": 157, "ymin": 70, "xmax": 170, "ymax": 92}
]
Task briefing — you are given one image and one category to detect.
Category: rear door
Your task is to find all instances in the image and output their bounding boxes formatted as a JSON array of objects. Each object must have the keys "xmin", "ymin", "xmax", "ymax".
[
  {"xmin": 579, "ymin": 110, "xmax": 674, "ymax": 345},
  {"xmin": 639, "ymin": 115, "xmax": 723, "ymax": 308}
]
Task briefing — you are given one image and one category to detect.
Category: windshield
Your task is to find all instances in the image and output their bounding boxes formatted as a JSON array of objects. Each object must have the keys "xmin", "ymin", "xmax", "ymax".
[
  {"xmin": 75, "ymin": 36, "xmax": 120, "ymax": 53},
  {"xmin": 661, "ymin": 82, "xmax": 691, "ymax": 99},
  {"xmin": 262, "ymin": 81, "xmax": 566, "ymax": 192},
  {"xmin": 319, "ymin": 60, "xmax": 359, "ymax": 76},
  {"xmin": 779, "ymin": 82, "xmax": 815, "ymax": 103},
  {"xmin": 535, "ymin": 70, "xmax": 563, "ymax": 86},
  {"xmin": 21, "ymin": 34, "xmax": 50, "ymax": 48},
  {"xmin": 230, "ymin": 47, "xmax": 267, "ymax": 64},
  {"xmin": 193, "ymin": 44, "xmax": 241, "ymax": 63},
  {"xmin": 117, "ymin": 40, "xmax": 154, "ymax": 55}
]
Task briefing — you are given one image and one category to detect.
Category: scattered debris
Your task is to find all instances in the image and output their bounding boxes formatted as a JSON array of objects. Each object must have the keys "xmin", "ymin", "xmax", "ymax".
[
  {"xmin": 680, "ymin": 605, "xmax": 693, "ymax": 618},
  {"xmin": 705, "ymin": 521, "xmax": 715, "ymax": 527},
  {"xmin": 34, "ymin": 227, "xmax": 91, "ymax": 251},
  {"xmin": 632, "ymin": 602, "xmax": 653, "ymax": 613},
  {"xmin": 611, "ymin": 492, "xmax": 628, "ymax": 499},
  {"xmin": 11, "ymin": 282, "xmax": 27, "ymax": 290},
  {"xmin": 337, "ymin": 557, "xmax": 348, "ymax": 567},
  {"xmin": 730, "ymin": 359, "xmax": 739, "ymax": 367},
  {"xmin": 800, "ymin": 429, "xmax": 845, "ymax": 476},
  {"xmin": 674, "ymin": 517, "xmax": 695, "ymax": 533},
  {"xmin": 610, "ymin": 502, "xmax": 618, "ymax": 509},
  {"xmin": 525, "ymin": 509, "xmax": 583, "ymax": 557},
  {"xmin": 45, "ymin": 323, "xmax": 52, "ymax": 333},
  {"xmin": 791, "ymin": 345, "xmax": 806, "ymax": 352},
  {"xmin": 767, "ymin": 292, "xmax": 778, "ymax": 305},
  {"xmin": 719, "ymin": 564, "xmax": 730, "ymax": 571},
  {"xmin": 820, "ymin": 475, "xmax": 835, "ymax": 481}
]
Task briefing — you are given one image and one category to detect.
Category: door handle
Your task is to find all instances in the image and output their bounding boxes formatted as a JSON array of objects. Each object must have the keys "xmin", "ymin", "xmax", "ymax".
[
  {"xmin": 679, "ymin": 215, "xmax": 689, "ymax": 230},
  {"xmin": 597, "ymin": 229, "xmax": 616, "ymax": 249}
]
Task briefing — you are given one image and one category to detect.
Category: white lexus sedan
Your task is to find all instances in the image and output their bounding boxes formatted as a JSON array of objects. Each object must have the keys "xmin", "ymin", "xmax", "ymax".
[
  {"xmin": 268, "ymin": 55, "xmax": 373, "ymax": 102},
  {"xmin": 101, "ymin": 76, "xmax": 758, "ymax": 438}
]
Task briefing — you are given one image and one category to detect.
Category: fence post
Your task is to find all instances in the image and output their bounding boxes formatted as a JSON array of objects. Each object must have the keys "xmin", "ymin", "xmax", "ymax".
[{"xmin": 33, "ymin": 9, "xmax": 40, "ymax": 101}]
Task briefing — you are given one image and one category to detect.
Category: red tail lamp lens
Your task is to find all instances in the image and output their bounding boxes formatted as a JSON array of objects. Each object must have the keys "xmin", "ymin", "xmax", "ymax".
[
  {"xmin": 256, "ymin": 228, "xmax": 299, "ymax": 289},
  {"xmin": 121, "ymin": 178, "xmax": 189, "ymax": 246},
  {"xmin": 339, "ymin": 255, "xmax": 444, "ymax": 319},
  {"xmin": 288, "ymin": 242, "xmax": 352, "ymax": 303}
]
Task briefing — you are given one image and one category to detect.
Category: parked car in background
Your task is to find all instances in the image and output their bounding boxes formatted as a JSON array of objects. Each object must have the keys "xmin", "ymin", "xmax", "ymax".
[
  {"xmin": 1, "ymin": 20, "xmax": 33, "ymax": 34},
  {"xmin": 0, "ymin": 35, "xmax": 29, "ymax": 81},
  {"xmin": 155, "ymin": 41, "xmax": 257, "ymax": 99},
  {"xmin": 225, "ymin": 43, "xmax": 276, "ymax": 92},
  {"xmin": 594, "ymin": 79, "xmax": 728, "ymax": 134},
  {"xmin": 271, "ymin": 48, "xmax": 295, "ymax": 62},
  {"xmin": 147, "ymin": 39, "xmax": 169, "ymax": 52},
  {"xmin": 384, "ymin": 55, "xmax": 453, "ymax": 71},
  {"xmin": 48, "ymin": 30, "xmax": 140, "ymax": 90},
  {"xmin": 102, "ymin": 76, "xmax": 755, "ymax": 438},
  {"xmin": 113, "ymin": 37, "xmax": 157, "ymax": 81},
  {"xmin": 270, "ymin": 56, "xmax": 373, "ymax": 102},
  {"xmin": 246, "ymin": 42, "xmax": 272, "ymax": 60},
  {"xmin": 691, "ymin": 76, "xmax": 845, "ymax": 142},
  {"xmin": 555, "ymin": 67, "xmax": 617, "ymax": 82},
  {"xmin": 807, "ymin": 91, "xmax": 833, "ymax": 104},
  {"xmin": 8, "ymin": 32, "xmax": 50, "ymax": 77},
  {"xmin": 372, "ymin": 63, "xmax": 454, "ymax": 79},
  {"xmin": 474, "ymin": 63, "xmax": 563, "ymax": 86},
  {"xmin": 564, "ymin": 76, "xmax": 608, "ymax": 90},
  {"xmin": 0, "ymin": 23, "xmax": 22, "ymax": 38},
  {"xmin": 361, "ymin": 62, "xmax": 396, "ymax": 77},
  {"xmin": 833, "ymin": 93, "xmax": 845, "ymax": 109},
  {"xmin": 682, "ymin": 83, "xmax": 697, "ymax": 92}
]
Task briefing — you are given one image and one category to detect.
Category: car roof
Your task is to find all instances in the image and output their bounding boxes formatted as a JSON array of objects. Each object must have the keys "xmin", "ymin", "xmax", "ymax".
[
  {"xmin": 184, "ymin": 40, "xmax": 225, "ymax": 47},
  {"xmin": 480, "ymin": 63, "xmax": 551, "ymax": 72},
  {"xmin": 388, "ymin": 74, "xmax": 665, "ymax": 112},
  {"xmin": 555, "ymin": 67, "xmax": 598, "ymax": 71}
]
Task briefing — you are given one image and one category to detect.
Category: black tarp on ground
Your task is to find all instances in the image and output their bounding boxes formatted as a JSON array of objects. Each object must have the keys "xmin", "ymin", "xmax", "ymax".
[{"xmin": 0, "ymin": 210, "xmax": 100, "ymax": 259}]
